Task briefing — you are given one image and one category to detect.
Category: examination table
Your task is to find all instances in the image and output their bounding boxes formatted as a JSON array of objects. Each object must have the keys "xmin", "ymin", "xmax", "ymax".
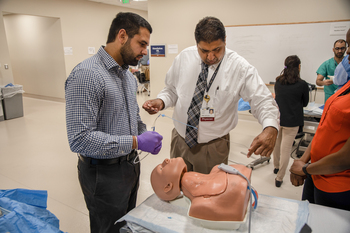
[{"xmin": 117, "ymin": 193, "xmax": 350, "ymax": 233}]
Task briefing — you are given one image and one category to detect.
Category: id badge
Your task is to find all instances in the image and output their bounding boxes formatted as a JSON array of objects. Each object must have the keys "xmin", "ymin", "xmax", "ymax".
[{"xmin": 200, "ymin": 107, "xmax": 215, "ymax": 121}]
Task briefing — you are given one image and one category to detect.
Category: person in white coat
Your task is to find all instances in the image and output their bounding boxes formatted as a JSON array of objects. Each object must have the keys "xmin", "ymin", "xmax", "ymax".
[{"xmin": 143, "ymin": 16, "xmax": 279, "ymax": 174}]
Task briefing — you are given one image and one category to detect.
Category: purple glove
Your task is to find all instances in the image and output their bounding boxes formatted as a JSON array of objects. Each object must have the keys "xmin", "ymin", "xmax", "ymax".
[{"xmin": 137, "ymin": 131, "xmax": 163, "ymax": 154}]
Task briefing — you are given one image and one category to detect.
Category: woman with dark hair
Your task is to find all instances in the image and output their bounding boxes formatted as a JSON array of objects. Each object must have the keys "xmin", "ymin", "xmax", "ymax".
[{"xmin": 273, "ymin": 55, "xmax": 309, "ymax": 187}]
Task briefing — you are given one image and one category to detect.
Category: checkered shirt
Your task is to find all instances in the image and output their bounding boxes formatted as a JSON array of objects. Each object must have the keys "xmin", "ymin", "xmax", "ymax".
[{"xmin": 65, "ymin": 46, "xmax": 146, "ymax": 159}]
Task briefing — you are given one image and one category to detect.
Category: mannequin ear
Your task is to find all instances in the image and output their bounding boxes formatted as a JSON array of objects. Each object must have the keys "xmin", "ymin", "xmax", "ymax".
[{"xmin": 164, "ymin": 183, "xmax": 173, "ymax": 193}]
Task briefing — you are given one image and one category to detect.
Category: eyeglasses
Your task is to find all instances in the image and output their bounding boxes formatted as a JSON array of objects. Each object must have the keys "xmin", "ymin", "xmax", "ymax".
[{"xmin": 334, "ymin": 47, "xmax": 346, "ymax": 51}]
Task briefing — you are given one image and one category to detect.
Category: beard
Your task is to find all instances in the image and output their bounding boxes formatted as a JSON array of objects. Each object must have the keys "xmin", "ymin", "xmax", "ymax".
[
  {"xmin": 335, "ymin": 51, "xmax": 344, "ymax": 59},
  {"xmin": 120, "ymin": 39, "xmax": 140, "ymax": 66}
]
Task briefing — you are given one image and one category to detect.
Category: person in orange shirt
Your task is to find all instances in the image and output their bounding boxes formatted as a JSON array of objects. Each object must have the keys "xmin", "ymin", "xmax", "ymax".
[{"xmin": 289, "ymin": 29, "xmax": 350, "ymax": 211}]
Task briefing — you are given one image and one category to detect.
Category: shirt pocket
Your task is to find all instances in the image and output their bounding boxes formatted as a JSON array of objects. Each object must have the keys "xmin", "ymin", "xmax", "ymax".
[{"xmin": 213, "ymin": 90, "xmax": 233, "ymax": 114}]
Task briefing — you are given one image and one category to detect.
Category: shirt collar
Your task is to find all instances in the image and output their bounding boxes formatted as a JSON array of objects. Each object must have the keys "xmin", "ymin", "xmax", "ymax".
[
  {"xmin": 99, "ymin": 46, "xmax": 129, "ymax": 72},
  {"xmin": 210, "ymin": 62, "xmax": 220, "ymax": 70},
  {"xmin": 198, "ymin": 60, "xmax": 219, "ymax": 70}
]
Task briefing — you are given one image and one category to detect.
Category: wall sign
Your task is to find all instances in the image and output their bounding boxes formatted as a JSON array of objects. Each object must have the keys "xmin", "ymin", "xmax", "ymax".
[{"xmin": 151, "ymin": 45, "xmax": 165, "ymax": 57}]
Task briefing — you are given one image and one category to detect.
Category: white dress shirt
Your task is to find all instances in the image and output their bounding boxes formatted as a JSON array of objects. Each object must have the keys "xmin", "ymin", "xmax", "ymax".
[{"xmin": 157, "ymin": 46, "xmax": 279, "ymax": 143}]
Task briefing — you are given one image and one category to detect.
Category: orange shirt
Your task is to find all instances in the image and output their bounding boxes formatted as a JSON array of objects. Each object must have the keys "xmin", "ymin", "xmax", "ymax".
[{"xmin": 310, "ymin": 81, "xmax": 350, "ymax": 193}]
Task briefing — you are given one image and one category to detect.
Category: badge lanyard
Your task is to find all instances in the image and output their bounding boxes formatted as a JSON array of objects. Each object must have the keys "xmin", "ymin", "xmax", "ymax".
[{"xmin": 203, "ymin": 61, "xmax": 222, "ymax": 106}]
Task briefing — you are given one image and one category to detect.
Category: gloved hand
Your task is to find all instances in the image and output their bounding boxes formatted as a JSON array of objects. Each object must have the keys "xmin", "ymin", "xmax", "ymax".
[{"xmin": 137, "ymin": 131, "xmax": 163, "ymax": 154}]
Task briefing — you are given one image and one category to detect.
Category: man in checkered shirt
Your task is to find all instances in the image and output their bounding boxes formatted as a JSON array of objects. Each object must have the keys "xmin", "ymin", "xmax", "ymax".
[{"xmin": 65, "ymin": 12, "xmax": 163, "ymax": 233}]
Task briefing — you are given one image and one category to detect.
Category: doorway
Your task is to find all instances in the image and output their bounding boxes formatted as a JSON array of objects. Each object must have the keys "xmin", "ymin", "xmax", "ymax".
[{"xmin": 3, "ymin": 14, "xmax": 66, "ymax": 100}]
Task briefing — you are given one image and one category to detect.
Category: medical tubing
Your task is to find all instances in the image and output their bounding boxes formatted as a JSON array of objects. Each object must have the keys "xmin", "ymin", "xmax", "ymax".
[
  {"xmin": 247, "ymin": 186, "xmax": 258, "ymax": 210},
  {"xmin": 134, "ymin": 118, "xmax": 158, "ymax": 164},
  {"xmin": 137, "ymin": 113, "xmax": 250, "ymax": 164},
  {"xmin": 218, "ymin": 163, "xmax": 254, "ymax": 233},
  {"xmin": 247, "ymin": 179, "xmax": 253, "ymax": 233},
  {"xmin": 151, "ymin": 114, "xmax": 162, "ymax": 131},
  {"xmin": 133, "ymin": 151, "xmax": 149, "ymax": 164},
  {"xmin": 159, "ymin": 114, "xmax": 198, "ymax": 129}
]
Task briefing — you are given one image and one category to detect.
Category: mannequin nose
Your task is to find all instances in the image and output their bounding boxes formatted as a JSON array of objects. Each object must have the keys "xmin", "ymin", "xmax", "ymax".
[{"xmin": 162, "ymin": 158, "xmax": 170, "ymax": 166}]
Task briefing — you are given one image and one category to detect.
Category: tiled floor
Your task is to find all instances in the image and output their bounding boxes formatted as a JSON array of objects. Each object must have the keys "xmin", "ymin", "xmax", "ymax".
[{"xmin": 0, "ymin": 93, "xmax": 303, "ymax": 233}]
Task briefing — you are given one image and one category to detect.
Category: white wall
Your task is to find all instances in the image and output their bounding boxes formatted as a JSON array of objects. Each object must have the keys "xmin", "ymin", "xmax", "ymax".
[
  {"xmin": 147, "ymin": 0, "xmax": 350, "ymax": 99},
  {"xmin": 1, "ymin": 0, "xmax": 349, "ymax": 100},
  {"xmin": 0, "ymin": 13, "xmax": 14, "ymax": 86},
  {"xmin": 0, "ymin": 0, "xmax": 147, "ymax": 99}
]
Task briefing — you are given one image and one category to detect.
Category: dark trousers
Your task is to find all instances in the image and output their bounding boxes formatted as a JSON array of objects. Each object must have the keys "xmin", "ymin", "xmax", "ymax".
[
  {"xmin": 78, "ymin": 154, "xmax": 140, "ymax": 233},
  {"xmin": 302, "ymin": 174, "xmax": 350, "ymax": 211}
]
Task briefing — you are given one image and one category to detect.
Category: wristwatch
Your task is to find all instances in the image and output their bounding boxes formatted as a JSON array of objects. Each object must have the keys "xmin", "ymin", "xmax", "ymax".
[{"xmin": 302, "ymin": 162, "xmax": 311, "ymax": 176}]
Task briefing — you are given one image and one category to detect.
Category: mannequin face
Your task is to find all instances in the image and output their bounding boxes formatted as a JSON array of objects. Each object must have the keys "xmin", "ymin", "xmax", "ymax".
[{"xmin": 151, "ymin": 157, "xmax": 187, "ymax": 201}]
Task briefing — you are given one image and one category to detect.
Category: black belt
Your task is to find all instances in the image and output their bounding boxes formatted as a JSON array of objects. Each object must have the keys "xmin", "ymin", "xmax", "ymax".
[{"xmin": 79, "ymin": 150, "xmax": 137, "ymax": 165}]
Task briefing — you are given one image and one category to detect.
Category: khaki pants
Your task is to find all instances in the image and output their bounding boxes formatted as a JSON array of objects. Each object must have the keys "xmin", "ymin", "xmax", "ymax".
[
  {"xmin": 170, "ymin": 128, "xmax": 230, "ymax": 174},
  {"xmin": 273, "ymin": 126, "xmax": 299, "ymax": 181}
]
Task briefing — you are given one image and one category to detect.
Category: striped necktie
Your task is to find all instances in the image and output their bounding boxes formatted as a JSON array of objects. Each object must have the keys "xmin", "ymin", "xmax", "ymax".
[{"xmin": 185, "ymin": 62, "xmax": 208, "ymax": 148}]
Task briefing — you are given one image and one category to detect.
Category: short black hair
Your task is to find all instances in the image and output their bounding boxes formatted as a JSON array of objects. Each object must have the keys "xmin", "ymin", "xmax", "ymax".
[
  {"xmin": 106, "ymin": 12, "xmax": 152, "ymax": 44},
  {"xmin": 194, "ymin": 17, "xmax": 226, "ymax": 44},
  {"xmin": 334, "ymin": 39, "xmax": 346, "ymax": 47}
]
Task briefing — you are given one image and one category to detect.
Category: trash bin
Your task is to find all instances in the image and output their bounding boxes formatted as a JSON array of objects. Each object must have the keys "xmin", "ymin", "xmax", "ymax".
[{"xmin": 1, "ymin": 84, "xmax": 24, "ymax": 120}]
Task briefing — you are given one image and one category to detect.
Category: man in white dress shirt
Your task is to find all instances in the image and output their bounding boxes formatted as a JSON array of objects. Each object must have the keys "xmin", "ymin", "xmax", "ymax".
[{"xmin": 143, "ymin": 17, "xmax": 279, "ymax": 174}]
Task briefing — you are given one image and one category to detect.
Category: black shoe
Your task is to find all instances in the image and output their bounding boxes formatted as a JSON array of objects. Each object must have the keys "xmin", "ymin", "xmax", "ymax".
[
  {"xmin": 275, "ymin": 179, "xmax": 283, "ymax": 187},
  {"xmin": 273, "ymin": 168, "xmax": 279, "ymax": 174}
]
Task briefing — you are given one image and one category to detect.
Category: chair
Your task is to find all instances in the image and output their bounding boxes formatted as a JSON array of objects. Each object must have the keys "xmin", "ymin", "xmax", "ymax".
[{"xmin": 134, "ymin": 71, "xmax": 150, "ymax": 96}]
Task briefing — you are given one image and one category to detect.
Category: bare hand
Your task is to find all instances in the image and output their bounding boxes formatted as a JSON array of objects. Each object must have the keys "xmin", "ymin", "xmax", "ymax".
[
  {"xmin": 324, "ymin": 79, "xmax": 333, "ymax": 86},
  {"xmin": 246, "ymin": 126, "xmax": 278, "ymax": 158},
  {"xmin": 142, "ymin": 99, "xmax": 164, "ymax": 115},
  {"xmin": 290, "ymin": 173, "xmax": 306, "ymax": 186},
  {"xmin": 290, "ymin": 159, "xmax": 306, "ymax": 176}
]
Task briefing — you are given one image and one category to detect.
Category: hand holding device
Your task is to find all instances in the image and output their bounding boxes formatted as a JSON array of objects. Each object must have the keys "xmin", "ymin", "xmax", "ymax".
[
  {"xmin": 137, "ymin": 131, "xmax": 163, "ymax": 154},
  {"xmin": 142, "ymin": 99, "xmax": 164, "ymax": 114}
]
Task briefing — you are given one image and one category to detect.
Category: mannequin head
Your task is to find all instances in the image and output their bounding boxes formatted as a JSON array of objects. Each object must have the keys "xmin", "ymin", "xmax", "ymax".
[{"xmin": 151, "ymin": 157, "xmax": 187, "ymax": 201}]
